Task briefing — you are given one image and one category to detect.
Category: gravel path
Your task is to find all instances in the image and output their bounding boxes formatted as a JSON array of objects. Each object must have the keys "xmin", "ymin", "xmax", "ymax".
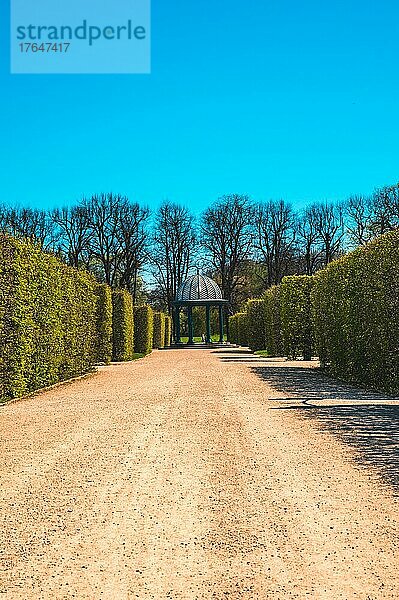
[{"xmin": 1, "ymin": 348, "xmax": 398, "ymax": 599}]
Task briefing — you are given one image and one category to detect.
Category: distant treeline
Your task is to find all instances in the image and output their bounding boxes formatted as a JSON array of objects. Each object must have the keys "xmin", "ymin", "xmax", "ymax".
[{"xmin": 1, "ymin": 182, "xmax": 398, "ymax": 312}]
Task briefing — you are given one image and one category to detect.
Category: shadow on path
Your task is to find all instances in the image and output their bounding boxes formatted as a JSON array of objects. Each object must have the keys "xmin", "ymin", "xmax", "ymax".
[
  {"xmin": 251, "ymin": 364, "xmax": 392, "ymax": 402},
  {"xmin": 252, "ymin": 362, "xmax": 399, "ymax": 493},
  {"xmin": 216, "ymin": 350, "xmax": 399, "ymax": 494},
  {"xmin": 296, "ymin": 404, "xmax": 399, "ymax": 492}
]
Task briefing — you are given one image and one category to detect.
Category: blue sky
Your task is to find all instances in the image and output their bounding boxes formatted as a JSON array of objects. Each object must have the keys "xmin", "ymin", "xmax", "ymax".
[{"xmin": 1, "ymin": 0, "xmax": 399, "ymax": 214}]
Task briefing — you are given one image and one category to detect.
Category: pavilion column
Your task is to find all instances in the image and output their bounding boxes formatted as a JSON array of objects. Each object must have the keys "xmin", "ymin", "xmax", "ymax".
[
  {"xmin": 205, "ymin": 304, "xmax": 211, "ymax": 343},
  {"xmin": 188, "ymin": 306, "xmax": 194, "ymax": 344},
  {"xmin": 218, "ymin": 304, "xmax": 224, "ymax": 343},
  {"xmin": 225, "ymin": 306, "xmax": 230, "ymax": 342},
  {"xmin": 175, "ymin": 306, "xmax": 181, "ymax": 344}
]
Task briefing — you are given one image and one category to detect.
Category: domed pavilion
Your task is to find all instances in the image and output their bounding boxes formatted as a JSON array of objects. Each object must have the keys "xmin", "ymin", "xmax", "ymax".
[{"xmin": 173, "ymin": 272, "xmax": 228, "ymax": 344}]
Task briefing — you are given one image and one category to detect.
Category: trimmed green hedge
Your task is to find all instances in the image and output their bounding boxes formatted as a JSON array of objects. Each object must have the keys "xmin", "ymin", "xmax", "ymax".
[
  {"xmin": 263, "ymin": 286, "xmax": 283, "ymax": 357},
  {"xmin": 112, "ymin": 290, "xmax": 134, "ymax": 362},
  {"xmin": 153, "ymin": 312, "xmax": 166, "ymax": 349},
  {"xmin": 229, "ymin": 313, "xmax": 239, "ymax": 345},
  {"xmin": 280, "ymin": 275, "xmax": 314, "ymax": 360},
  {"xmin": 133, "ymin": 305, "xmax": 153, "ymax": 355},
  {"xmin": 164, "ymin": 315, "xmax": 172, "ymax": 347},
  {"xmin": 229, "ymin": 312, "xmax": 249, "ymax": 346},
  {"xmin": 228, "ymin": 230, "xmax": 399, "ymax": 392},
  {"xmin": 230, "ymin": 312, "xmax": 248, "ymax": 346},
  {"xmin": 245, "ymin": 299, "xmax": 266, "ymax": 351},
  {"xmin": 0, "ymin": 236, "xmax": 97, "ymax": 401},
  {"xmin": 312, "ymin": 231, "xmax": 399, "ymax": 392},
  {"xmin": 95, "ymin": 283, "xmax": 113, "ymax": 364}
]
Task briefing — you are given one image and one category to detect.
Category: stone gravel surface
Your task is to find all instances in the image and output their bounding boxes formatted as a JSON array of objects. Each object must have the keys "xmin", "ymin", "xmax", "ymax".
[{"xmin": 0, "ymin": 348, "xmax": 398, "ymax": 599}]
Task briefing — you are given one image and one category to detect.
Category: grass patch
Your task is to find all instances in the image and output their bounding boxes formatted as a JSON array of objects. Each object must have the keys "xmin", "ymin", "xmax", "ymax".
[
  {"xmin": 132, "ymin": 353, "xmax": 146, "ymax": 360},
  {"xmin": 180, "ymin": 335, "xmax": 227, "ymax": 343},
  {"xmin": 255, "ymin": 350, "xmax": 270, "ymax": 357}
]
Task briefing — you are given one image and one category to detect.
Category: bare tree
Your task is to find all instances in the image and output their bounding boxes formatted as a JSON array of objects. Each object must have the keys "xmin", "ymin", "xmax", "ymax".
[
  {"xmin": 370, "ymin": 183, "xmax": 399, "ymax": 236},
  {"xmin": 344, "ymin": 195, "xmax": 374, "ymax": 247},
  {"xmin": 84, "ymin": 193, "xmax": 151, "ymax": 295},
  {"xmin": 85, "ymin": 193, "xmax": 126, "ymax": 287},
  {"xmin": 344, "ymin": 184, "xmax": 399, "ymax": 247},
  {"xmin": 253, "ymin": 199, "xmax": 297, "ymax": 286},
  {"xmin": 297, "ymin": 205, "xmax": 322, "ymax": 275},
  {"xmin": 0, "ymin": 205, "xmax": 58, "ymax": 251},
  {"xmin": 201, "ymin": 194, "xmax": 253, "ymax": 309},
  {"xmin": 116, "ymin": 202, "xmax": 150, "ymax": 303},
  {"xmin": 151, "ymin": 202, "xmax": 196, "ymax": 312},
  {"xmin": 51, "ymin": 204, "xmax": 92, "ymax": 267},
  {"xmin": 313, "ymin": 202, "xmax": 345, "ymax": 266}
]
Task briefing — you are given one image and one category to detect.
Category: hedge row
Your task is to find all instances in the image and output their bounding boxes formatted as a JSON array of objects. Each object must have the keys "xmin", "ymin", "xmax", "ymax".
[
  {"xmin": 153, "ymin": 312, "xmax": 166, "ymax": 349},
  {"xmin": 134, "ymin": 305, "xmax": 154, "ymax": 354},
  {"xmin": 153, "ymin": 312, "xmax": 172, "ymax": 349},
  {"xmin": 246, "ymin": 299, "xmax": 266, "ymax": 351},
  {"xmin": 0, "ymin": 236, "xmax": 98, "ymax": 401},
  {"xmin": 0, "ymin": 235, "xmax": 172, "ymax": 401},
  {"xmin": 280, "ymin": 276, "xmax": 313, "ymax": 360},
  {"xmin": 164, "ymin": 315, "xmax": 172, "ymax": 347},
  {"xmin": 231, "ymin": 286, "xmax": 285, "ymax": 355},
  {"xmin": 229, "ymin": 231, "xmax": 399, "ymax": 392},
  {"xmin": 229, "ymin": 312, "xmax": 249, "ymax": 346},
  {"xmin": 229, "ymin": 313, "xmax": 239, "ymax": 345},
  {"xmin": 264, "ymin": 285, "xmax": 284, "ymax": 356},
  {"xmin": 95, "ymin": 284, "xmax": 113, "ymax": 364},
  {"xmin": 312, "ymin": 231, "xmax": 399, "ymax": 393},
  {"xmin": 112, "ymin": 290, "xmax": 134, "ymax": 361},
  {"xmin": 229, "ymin": 278, "xmax": 314, "ymax": 359}
]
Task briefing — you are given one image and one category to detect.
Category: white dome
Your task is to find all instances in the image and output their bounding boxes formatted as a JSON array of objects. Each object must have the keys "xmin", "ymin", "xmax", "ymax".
[{"xmin": 176, "ymin": 274, "xmax": 223, "ymax": 302}]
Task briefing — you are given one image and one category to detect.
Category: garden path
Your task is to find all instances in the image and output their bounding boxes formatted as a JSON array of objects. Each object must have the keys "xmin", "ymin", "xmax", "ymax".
[{"xmin": 1, "ymin": 348, "xmax": 398, "ymax": 599}]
